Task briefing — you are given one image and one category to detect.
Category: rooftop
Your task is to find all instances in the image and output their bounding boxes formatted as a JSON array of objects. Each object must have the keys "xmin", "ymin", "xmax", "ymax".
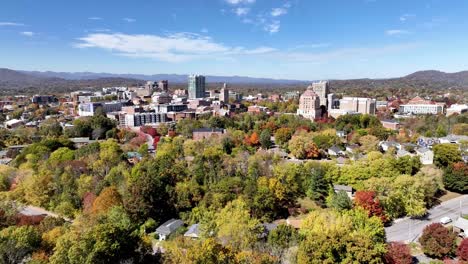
[{"xmin": 156, "ymin": 219, "xmax": 184, "ymax": 236}]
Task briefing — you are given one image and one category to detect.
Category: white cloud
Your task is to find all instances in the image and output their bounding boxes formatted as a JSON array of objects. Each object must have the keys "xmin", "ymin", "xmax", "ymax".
[
  {"xmin": 400, "ymin": 14, "xmax": 415, "ymax": 22},
  {"xmin": 75, "ymin": 32, "xmax": 276, "ymax": 62},
  {"xmin": 277, "ymin": 43, "xmax": 419, "ymax": 63},
  {"xmin": 234, "ymin": 7, "xmax": 250, "ymax": 16},
  {"xmin": 88, "ymin": 17, "xmax": 102, "ymax": 20},
  {"xmin": 74, "ymin": 32, "xmax": 418, "ymax": 67},
  {"xmin": 264, "ymin": 21, "xmax": 280, "ymax": 34},
  {"xmin": 0, "ymin": 22, "xmax": 24, "ymax": 26},
  {"xmin": 385, "ymin": 29, "xmax": 410, "ymax": 36},
  {"xmin": 225, "ymin": 0, "xmax": 255, "ymax": 4},
  {"xmin": 289, "ymin": 43, "xmax": 332, "ymax": 51},
  {"xmin": 271, "ymin": 8, "xmax": 287, "ymax": 17},
  {"xmin": 123, "ymin": 18, "xmax": 136, "ymax": 23},
  {"xmin": 20, "ymin": 31, "xmax": 35, "ymax": 37}
]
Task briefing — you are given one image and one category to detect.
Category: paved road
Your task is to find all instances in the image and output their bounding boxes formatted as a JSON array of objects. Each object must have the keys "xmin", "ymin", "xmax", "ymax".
[{"xmin": 385, "ymin": 195, "xmax": 468, "ymax": 242}]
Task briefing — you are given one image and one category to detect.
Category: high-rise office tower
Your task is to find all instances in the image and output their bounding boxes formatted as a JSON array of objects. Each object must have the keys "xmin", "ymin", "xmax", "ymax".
[
  {"xmin": 311, "ymin": 81, "xmax": 330, "ymax": 108},
  {"xmin": 188, "ymin": 74, "xmax": 206, "ymax": 99},
  {"xmin": 220, "ymin": 83, "xmax": 229, "ymax": 103},
  {"xmin": 158, "ymin": 80, "xmax": 168, "ymax": 92}
]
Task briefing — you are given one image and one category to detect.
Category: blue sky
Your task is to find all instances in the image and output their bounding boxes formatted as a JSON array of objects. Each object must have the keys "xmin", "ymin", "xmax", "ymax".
[{"xmin": 1, "ymin": 0, "xmax": 468, "ymax": 80}]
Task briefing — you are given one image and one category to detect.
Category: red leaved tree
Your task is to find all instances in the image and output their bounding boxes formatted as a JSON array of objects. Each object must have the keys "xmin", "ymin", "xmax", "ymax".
[
  {"xmin": 354, "ymin": 191, "xmax": 387, "ymax": 223},
  {"xmin": 384, "ymin": 242, "xmax": 412, "ymax": 264},
  {"xmin": 457, "ymin": 238, "xmax": 468, "ymax": 262},
  {"xmin": 419, "ymin": 223, "xmax": 457, "ymax": 259}
]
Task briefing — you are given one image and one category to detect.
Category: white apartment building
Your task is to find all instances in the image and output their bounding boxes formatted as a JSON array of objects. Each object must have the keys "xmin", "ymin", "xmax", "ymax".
[{"xmin": 399, "ymin": 104, "xmax": 444, "ymax": 115}]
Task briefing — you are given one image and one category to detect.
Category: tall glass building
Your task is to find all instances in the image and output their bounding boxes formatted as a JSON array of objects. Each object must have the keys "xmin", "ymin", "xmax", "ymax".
[{"xmin": 188, "ymin": 74, "xmax": 206, "ymax": 99}]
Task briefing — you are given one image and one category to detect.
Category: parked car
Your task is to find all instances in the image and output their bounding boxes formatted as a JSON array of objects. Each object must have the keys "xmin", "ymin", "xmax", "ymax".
[{"xmin": 440, "ymin": 216, "xmax": 452, "ymax": 225}]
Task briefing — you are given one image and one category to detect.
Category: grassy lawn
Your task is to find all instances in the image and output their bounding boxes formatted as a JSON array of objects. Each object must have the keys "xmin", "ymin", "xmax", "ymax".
[
  {"xmin": 438, "ymin": 191, "xmax": 462, "ymax": 203},
  {"xmin": 297, "ymin": 197, "xmax": 321, "ymax": 212},
  {"xmin": 408, "ymin": 242, "xmax": 423, "ymax": 256}
]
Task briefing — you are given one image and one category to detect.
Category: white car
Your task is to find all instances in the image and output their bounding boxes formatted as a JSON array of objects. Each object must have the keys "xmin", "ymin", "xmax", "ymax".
[{"xmin": 440, "ymin": 216, "xmax": 452, "ymax": 225}]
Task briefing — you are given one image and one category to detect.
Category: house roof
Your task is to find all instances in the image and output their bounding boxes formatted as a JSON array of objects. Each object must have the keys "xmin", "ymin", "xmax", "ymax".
[
  {"xmin": 454, "ymin": 217, "xmax": 468, "ymax": 231},
  {"xmin": 184, "ymin": 223, "xmax": 200, "ymax": 238},
  {"xmin": 396, "ymin": 149, "xmax": 411, "ymax": 157},
  {"xmin": 329, "ymin": 146, "xmax": 341, "ymax": 153},
  {"xmin": 416, "ymin": 147, "xmax": 432, "ymax": 154},
  {"xmin": 192, "ymin": 128, "xmax": 224, "ymax": 133},
  {"xmin": 70, "ymin": 137, "xmax": 95, "ymax": 144},
  {"xmin": 301, "ymin": 89, "xmax": 318, "ymax": 98},
  {"xmin": 156, "ymin": 219, "xmax": 184, "ymax": 236},
  {"xmin": 333, "ymin": 184, "xmax": 353, "ymax": 192},
  {"xmin": 263, "ymin": 223, "xmax": 278, "ymax": 232},
  {"xmin": 336, "ymin": 157, "xmax": 347, "ymax": 165}
]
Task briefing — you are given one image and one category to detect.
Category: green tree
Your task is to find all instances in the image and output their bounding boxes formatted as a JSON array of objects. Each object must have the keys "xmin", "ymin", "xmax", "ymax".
[
  {"xmin": 267, "ymin": 224, "xmax": 297, "ymax": 250},
  {"xmin": 326, "ymin": 190, "xmax": 353, "ymax": 212},
  {"xmin": 433, "ymin": 144, "xmax": 462, "ymax": 168},
  {"xmin": 297, "ymin": 209, "xmax": 386, "ymax": 264},
  {"xmin": 259, "ymin": 129, "xmax": 272, "ymax": 149},
  {"xmin": 213, "ymin": 198, "xmax": 261, "ymax": 251},
  {"xmin": 443, "ymin": 162, "xmax": 468, "ymax": 193},
  {"xmin": 50, "ymin": 207, "xmax": 148, "ymax": 264},
  {"xmin": 305, "ymin": 166, "xmax": 330, "ymax": 205},
  {"xmin": 274, "ymin": 127, "xmax": 293, "ymax": 147},
  {"xmin": 0, "ymin": 225, "xmax": 41, "ymax": 264}
]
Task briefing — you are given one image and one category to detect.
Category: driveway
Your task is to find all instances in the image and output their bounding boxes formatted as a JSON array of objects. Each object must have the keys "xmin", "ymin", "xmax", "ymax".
[{"xmin": 385, "ymin": 195, "xmax": 468, "ymax": 242}]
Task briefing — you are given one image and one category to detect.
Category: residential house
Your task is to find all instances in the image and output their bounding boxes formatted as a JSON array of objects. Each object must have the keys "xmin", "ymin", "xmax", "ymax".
[
  {"xmin": 336, "ymin": 130, "xmax": 346, "ymax": 138},
  {"xmin": 416, "ymin": 147, "xmax": 434, "ymax": 165},
  {"xmin": 184, "ymin": 224, "xmax": 200, "ymax": 239},
  {"xmin": 439, "ymin": 135, "xmax": 468, "ymax": 145},
  {"xmin": 333, "ymin": 184, "xmax": 354, "ymax": 199},
  {"xmin": 155, "ymin": 219, "xmax": 184, "ymax": 241},
  {"xmin": 380, "ymin": 141, "xmax": 401, "ymax": 152},
  {"xmin": 381, "ymin": 120, "xmax": 400, "ymax": 130},
  {"xmin": 5, "ymin": 119, "xmax": 24, "ymax": 129},
  {"xmin": 260, "ymin": 223, "xmax": 278, "ymax": 238},
  {"xmin": 396, "ymin": 149, "xmax": 413, "ymax": 158},
  {"xmin": 417, "ymin": 137, "xmax": 439, "ymax": 148},
  {"xmin": 336, "ymin": 157, "xmax": 348, "ymax": 166},
  {"xmin": 70, "ymin": 137, "xmax": 97, "ymax": 148},
  {"xmin": 328, "ymin": 145, "xmax": 343, "ymax": 156},
  {"xmin": 127, "ymin": 152, "xmax": 143, "ymax": 164},
  {"xmin": 345, "ymin": 144, "xmax": 359, "ymax": 154},
  {"xmin": 453, "ymin": 217, "xmax": 468, "ymax": 237},
  {"xmin": 192, "ymin": 128, "xmax": 225, "ymax": 140}
]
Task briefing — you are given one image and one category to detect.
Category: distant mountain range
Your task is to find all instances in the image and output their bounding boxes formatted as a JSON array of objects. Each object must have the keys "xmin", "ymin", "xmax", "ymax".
[
  {"xmin": 20, "ymin": 70, "xmax": 307, "ymax": 84},
  {"xmin": 1, "ymin": 68, "xmax": 468, "ymax": 94}
]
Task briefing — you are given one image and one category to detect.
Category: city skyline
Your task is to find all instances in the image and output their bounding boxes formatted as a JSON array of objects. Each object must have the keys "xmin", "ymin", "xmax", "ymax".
[{"xmin": 1, "ymin": 0, "xmax": 468, "ymax": 80}]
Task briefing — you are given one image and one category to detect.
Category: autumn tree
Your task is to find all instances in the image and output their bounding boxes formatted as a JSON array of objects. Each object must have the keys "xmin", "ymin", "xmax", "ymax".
[
  {"xmin": 91, "ymin": 186, "xmax": 123, "ymax": 216},
  {"xmin": 443, "ymin": 162, "xmax": 468, "ymax": 193},
  {"xmin": 359, "ymin": 135, "xmax": 380, "ymax": 153},
  {"xmin": 419, "ymin": 223, "xmax": 457, "ymax": 259},
  {"xmin": 433, "ymin": 144, "xmax": 462, "ymax": 168},
  {"xmin": 297, "ymin": 209, "xmax": 386, "ymax": 264},
  {"xmin": 213, "ymin": 198, "xmax": 261, "ymax": 251},
  {"xmin": 50, "ymin": 207, "xmax": 148, "ymax": 264},
  {"xmin": 288, "ymin": 133, "xmax": 320, "ymax": 159},
  {"xmin": 245, "ymin": 132, "xmax": 260, "ymax": 146},
  {"xmin": 354, "ymin": 191, "xmax": 387, "ymax": 223},
  {"xmin": 274, "ymin": 127, "xmax": 293, "ymax": 147},
  {"xmin": 457, "ymin": 238, "xmax": 468, "ymax": 262},
  {"xmin": 384, "ymin": 242, "xmax": 412, "ymax": 264},
  {"xmin": 164, "ymin": 237, "xmax": 236, "ymax": 264}
]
